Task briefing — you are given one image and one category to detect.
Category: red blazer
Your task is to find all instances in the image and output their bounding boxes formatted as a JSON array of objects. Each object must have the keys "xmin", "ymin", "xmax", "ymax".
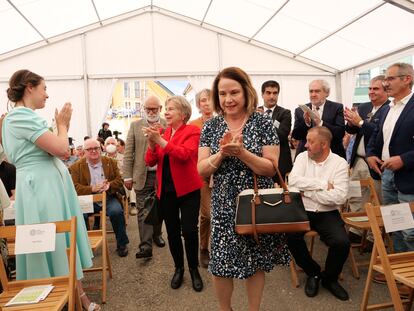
[{"xmin": 145, "ymin": 124, "xmax": 203, "ymax": 198}]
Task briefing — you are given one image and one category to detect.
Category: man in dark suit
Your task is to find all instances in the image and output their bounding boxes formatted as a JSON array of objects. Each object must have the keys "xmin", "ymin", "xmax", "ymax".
[
  {"xmin": 292, "ymin": 79, "xmax": 346, "ymax": 159},
  {"xmin": 261, "ymin": 80, "xmax": 292, "ymax": 182},
  {"xmin": 345, "ymin": 75, "xmax": 389, "ymax": 214},
  {"xmin": 366, "ymin": 63, "xmax": 414, "ymax": 254}
]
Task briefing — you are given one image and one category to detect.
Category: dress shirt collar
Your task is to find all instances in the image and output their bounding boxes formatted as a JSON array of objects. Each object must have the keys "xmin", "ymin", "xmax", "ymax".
[
  {"xmin": 310, "ymin": 151, "xmax": 331, "ymax": 167},
  {"xmin": 390, "ymin": 92, "xmax": 413, "ymax": 107}
]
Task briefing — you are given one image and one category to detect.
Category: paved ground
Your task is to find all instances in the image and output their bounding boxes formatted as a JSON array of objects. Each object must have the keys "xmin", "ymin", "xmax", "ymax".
[{"xmin": 83, "ymin": 216, "xmax": 396, "ymax": 311}]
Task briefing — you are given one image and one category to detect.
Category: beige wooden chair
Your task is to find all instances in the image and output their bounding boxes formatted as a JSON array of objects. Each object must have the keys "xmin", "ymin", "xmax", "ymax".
[
  {"xmin": 82, "ymin": 192, "xmax": 112, "ymax": 304},
  {"xmin": 0, "ymin": 217, "xmax": 79, "ymax": 311},
  {"xmin": 342, "ymin": 177, "xmax": 382, "ymax": 279},
  {"xmin": 360, "ymin": 202, "xmax": 414, "ymax": 311}
]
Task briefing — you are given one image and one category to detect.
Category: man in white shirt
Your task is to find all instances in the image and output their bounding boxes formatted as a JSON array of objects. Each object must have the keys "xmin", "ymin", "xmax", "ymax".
[
  {"xmin": 367, "ymin": 63, "xmax": 414, "ymax": 253},
  {"xmin": 287, "ymin": 126, "xmax": 350, "ymax": 301}
]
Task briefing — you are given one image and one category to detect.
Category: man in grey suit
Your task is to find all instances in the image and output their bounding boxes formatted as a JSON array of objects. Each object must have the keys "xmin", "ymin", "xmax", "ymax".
[
  {"xmin": 261, "ymin": 80, "xmax": 293, "ymax": 183},
  {"xmin": 123, "ymin": 96, "xmax": 166, "ymax": 259}
]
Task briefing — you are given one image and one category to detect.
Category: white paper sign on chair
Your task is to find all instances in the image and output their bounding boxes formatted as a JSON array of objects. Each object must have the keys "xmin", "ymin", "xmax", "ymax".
[
  {"xmin": 14, "ymin": 223, "xmax": 56, "ymax": 255},
  {"xmin": 78, "ymin": 195, "xmax": 94, "ymax": 213},
  {"xmin": 381, "ymin": 203, "xmax": 414, "ymax": 233}
]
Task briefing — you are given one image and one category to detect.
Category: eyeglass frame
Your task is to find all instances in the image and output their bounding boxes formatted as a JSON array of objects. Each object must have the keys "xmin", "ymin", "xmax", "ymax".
[
  {"xmin": 144, "ymin": 107, "xmax": 160, "ymax": 113},
  {"xmin": 383, "ymin": 75, "xmax": 407, "ymax": 83},
  {"xmin": 84, "ymin": 147, "xmax": 101, "ymax": 152}
]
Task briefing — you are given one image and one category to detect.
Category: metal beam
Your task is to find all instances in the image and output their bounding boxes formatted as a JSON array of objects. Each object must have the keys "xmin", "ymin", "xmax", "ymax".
[
  {"xmin": 294, "ymin": 2, "xmax": 385, "ymax": 57},
  {"xmin": 384, "ymin": 0, "xmax": 414, "ymax": 14},
  {"xmin": 81, "ymin": 34, "xmax": 92, "ymax": 137},
  {"xmin": 249, "ymin": 0, "xmax": 290, "ymax": 42},
  {"xmin": 90, "ymin": 0, "xmax": 103, "ymax": 26},
  {"xmin": 201, "ymin": 0, "xmax": 213, "ymax": 26},
  {"xmin": 7, "ymin": 0, "xmax": 48, "ymax": 43}
]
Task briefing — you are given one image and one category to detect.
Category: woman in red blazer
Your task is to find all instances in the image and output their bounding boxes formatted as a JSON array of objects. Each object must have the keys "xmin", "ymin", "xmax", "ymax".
[{"xmin": 144, "ymin": 96, "xmax": 203, "ymax": 292}]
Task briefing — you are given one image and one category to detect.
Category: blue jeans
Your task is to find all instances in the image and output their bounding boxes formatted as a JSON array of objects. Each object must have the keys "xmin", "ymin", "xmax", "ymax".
[
  {"xmin": 382, "ymin": 169, "xmax": 414, "ymax": 252},
  {"xmin": 83, "ymin": 195, "xmax": 129, "ymax": 248}
]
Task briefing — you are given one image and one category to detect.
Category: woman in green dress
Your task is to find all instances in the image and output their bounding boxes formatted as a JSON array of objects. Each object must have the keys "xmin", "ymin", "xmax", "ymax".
[{"xmin": 1, "ymin": 69, "xmax": 100, "ymax": 311}]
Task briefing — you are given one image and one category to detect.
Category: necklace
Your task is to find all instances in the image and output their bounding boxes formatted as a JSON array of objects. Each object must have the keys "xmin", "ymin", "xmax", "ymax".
[{"xmin": 225, "ymin": 116, "xmax": 248, "ymax": 133}]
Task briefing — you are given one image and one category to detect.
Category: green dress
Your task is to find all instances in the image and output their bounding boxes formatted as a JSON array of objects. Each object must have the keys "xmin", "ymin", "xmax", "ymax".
[{"xmin": 1, "ymin": 107, "xmax": 93, "ymax": 280}]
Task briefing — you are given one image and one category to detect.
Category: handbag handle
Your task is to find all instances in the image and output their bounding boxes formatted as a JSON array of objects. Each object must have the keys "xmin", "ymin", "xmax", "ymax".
[{"xmin": 250, "ymin": 160, "xmax": 292, "ymax": 244}]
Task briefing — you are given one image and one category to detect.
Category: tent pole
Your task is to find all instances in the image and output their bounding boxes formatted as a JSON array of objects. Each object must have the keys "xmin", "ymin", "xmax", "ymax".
[{"xmin": 81, "ymin": 34, "xmax": 92, "ymax": 137}]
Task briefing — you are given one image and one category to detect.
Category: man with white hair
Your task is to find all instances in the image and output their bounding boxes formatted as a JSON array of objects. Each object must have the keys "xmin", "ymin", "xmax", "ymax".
[
  {"xmin": 124, "ymin": 96, "xmax": 166, "ymax": 260},
  {"xmin": 69, "ymin": 138, "xmax": 129, "ymax": 257},
  {"xmin": 292, "ymin": 79, "xmax": 346, "ymax": 159}
]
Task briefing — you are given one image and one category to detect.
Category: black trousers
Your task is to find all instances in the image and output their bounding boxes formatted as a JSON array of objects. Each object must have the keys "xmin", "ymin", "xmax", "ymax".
[
  {"xmin": 159, "ymin": 189, "xmax": 200, "ymax": 269},
  {"xmin": 287, "ymin": 210, "xmax": 350, "ymax": 281}
]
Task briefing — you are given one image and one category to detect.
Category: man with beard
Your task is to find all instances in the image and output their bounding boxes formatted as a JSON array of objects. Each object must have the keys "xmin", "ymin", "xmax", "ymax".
[{"xmin": 123, "ymin": 96, "xmax": 166, "ymax": 259}]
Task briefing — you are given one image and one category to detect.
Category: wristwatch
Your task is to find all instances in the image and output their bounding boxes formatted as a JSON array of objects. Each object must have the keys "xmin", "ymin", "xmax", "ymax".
[{"xmin": 358, "ymin": 120, "xmax": 364, "ymax": 127}]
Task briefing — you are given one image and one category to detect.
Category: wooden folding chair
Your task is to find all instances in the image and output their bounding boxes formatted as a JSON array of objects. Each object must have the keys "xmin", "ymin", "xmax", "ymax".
[
  {"xmin": 0, "ymin": 217, "xmax": 79, "ymax": 311},
  {"xmin": 289, "ymin": 230, "xmax": 320, "ymax": 288},
  {"xmin": 83, "ymin": 192, "xmax": 113, "ymax": 304},
  {"xmin": 361, "ymin": 202, "xmax": 414, "ymax": 311},
  {"xmin": 342, "ymin": 177, "xmax": 386, "ymax": 279}
]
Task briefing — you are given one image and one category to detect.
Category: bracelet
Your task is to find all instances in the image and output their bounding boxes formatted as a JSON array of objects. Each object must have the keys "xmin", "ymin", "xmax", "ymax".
[{"xmin": 207, "ymin": 156, "xmax": 218, "ymax": 169}]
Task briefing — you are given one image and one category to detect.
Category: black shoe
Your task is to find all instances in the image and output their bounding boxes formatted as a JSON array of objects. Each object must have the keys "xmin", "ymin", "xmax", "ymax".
[
  {"xmin": 189, "ymin": 268, "xmax": 203, "ymax": 292},
  {"xmin": 135, "ymin": 249, "xmax": 153, "ymax": 259},
  {"xmin": 117, "ymin": 246, "xmax": 128, "ymax": 257},
  {"xmin": 305, "ymin": 275, "xmax": 320, "ymax": 297},
  {"xmin": 171, "ymin": 267, "xmax": 184, "ymax": 289},
  {"xmin": 153, "ymin": 235, "xmax": 166, "ymax": 248},
  {"xmin": 322, "ymin": 280, "xmax": 349, "ymax": 301}
]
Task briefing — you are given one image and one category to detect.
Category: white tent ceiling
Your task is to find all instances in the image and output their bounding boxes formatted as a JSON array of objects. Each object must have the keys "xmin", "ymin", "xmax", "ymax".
[
  {"xmin": 0, "ymin": 0, "xmax": 414, "ymax": 141},
  {"xmin": 1, "ymin": 0, "xmax": 414, "ymax": 72}
]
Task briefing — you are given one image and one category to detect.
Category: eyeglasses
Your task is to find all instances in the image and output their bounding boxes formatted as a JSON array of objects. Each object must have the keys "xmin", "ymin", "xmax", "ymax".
[
  {"xmin": 84, "ymin": 147, "xmax": 100, "ymax": 152},
  {"xmin": 383, "ymin": 75, "xmax": 406, "ymax": 82},
  {"xmin": 144, "ymin": 107, "xmax": 159, "ymax": 113}
]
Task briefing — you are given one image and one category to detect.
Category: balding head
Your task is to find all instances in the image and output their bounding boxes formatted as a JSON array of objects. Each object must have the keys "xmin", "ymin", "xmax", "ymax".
[
  {"xmin": 143, "ymin": 96, "xmax": 162, "ymax": 123},
  {"xmin": 144, "ymin": 96, "xmax": 161, "ymax": 108},
  {"xmin": 83, "ymin": 138, "xmax": 101, "ymax": 163}
]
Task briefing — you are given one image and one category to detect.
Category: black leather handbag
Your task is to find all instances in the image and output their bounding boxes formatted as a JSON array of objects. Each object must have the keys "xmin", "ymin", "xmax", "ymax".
[
  {"xmin": 143, "ymin": 191, "xmax": 162, "ymax": 226},
  {"xmin": 235, "ymin": 164, "xmax": 310, "ymax": 243}
]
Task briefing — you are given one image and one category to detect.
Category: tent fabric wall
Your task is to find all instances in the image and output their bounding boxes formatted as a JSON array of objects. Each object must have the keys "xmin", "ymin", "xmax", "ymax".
[{"xmin": 1, "ymin": 10, "xmax": 398, "ymax": 142}]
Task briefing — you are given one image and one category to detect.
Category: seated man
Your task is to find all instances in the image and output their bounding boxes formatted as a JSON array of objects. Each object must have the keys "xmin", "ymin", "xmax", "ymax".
[
  {"xmin": 287, "ymin": 126, "xmax": 350, "ymax": 301},
  {"xmin": 69, "ymin": 138, "xmax": 129, "ymax": 257}
]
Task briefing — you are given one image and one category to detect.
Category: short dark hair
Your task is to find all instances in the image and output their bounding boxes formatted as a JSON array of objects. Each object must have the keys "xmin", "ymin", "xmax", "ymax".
[
  {"xmin": 7, "ymin": 69, "xmax": 44, "ymax": 103},
  {"xmin": 102, "ymin": 122, "xmax": 109, "ymax": 128},
  {"xmin": 117, "ymin": 138, "xmax": 125, "ymax": 147},
  {"xmin": 261, "ymin": 80, "xmax": 280, "ymax": 94}
]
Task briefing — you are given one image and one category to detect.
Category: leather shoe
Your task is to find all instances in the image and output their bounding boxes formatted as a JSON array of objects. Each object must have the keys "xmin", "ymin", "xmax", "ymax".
[
  {"xmin": 305, "ymin": 275, "xmax": 320, "ymax": 297},
  {"xmin": 189, "ymin": 268, "xmax": 203, "ymax": 292},
  {"xmin": 171, "ymin": 267, "xmax": 184, "ymax": 289},
  {"xmin": 135, "ymin": 249, "xmax": 153, "ymax": 259},
  {"xmin": 153, "ymin": 235, "xmax": 166, "ymax": 248},
  {"xmin": 200, "ymin": 249, "xmax": 210, "ymax": 269},
  {"xmin": 117, "ymin": 246, "xmax": 128, "ymax": 257},
  {"xmin": 322, "ymin": 280, "xmax": 349, "ymax": 301}
]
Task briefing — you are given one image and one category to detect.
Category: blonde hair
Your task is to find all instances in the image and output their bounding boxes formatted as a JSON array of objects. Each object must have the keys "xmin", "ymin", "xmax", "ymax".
[{"xmin": 165, "ymin": 96, "xmax": 192, "ymax": 123}]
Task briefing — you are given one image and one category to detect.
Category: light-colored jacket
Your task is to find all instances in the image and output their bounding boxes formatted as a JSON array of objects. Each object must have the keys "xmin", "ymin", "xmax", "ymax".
[{"xmin": 123, "ymin": 118, "xmax": 166, "ymax": 191}]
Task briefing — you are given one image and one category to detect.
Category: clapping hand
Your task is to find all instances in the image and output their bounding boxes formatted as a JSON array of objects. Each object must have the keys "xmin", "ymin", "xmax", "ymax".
[
  {"xmin": 344, "ymin": 107, "xmax": 362, "ymax": 127},
  {"xmin": 220, "ymin": 133, "xmax": 244, "ymax": 157},
  {"xmin": 55, "ymin": 102, "xmax": 72, "ymax": 131}
]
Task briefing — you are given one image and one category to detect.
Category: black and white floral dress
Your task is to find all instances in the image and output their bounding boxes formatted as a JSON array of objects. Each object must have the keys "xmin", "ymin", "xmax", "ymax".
[{"xmin": 200, "ymin": 112, "xmax": 290, "ymax": 279}]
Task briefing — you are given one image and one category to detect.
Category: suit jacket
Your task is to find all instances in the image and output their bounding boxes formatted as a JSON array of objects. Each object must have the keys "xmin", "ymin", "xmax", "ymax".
[
  {"xmin": 270, "ymin": 105, "xmax": 293, "ymax": 179},
  {"xmin": 145, "ymin": 124, "xmax": 203, "ymax": 198},
  {"xmin": 366, "ymin": 94, "xmax": 414, "ymax": 194},
  {"xmin": 123, "ymin": 118, "xmax": 167, "ymax": 191},
  {"xmin": 346, "ymin": 100, "xmax": 390, "ymax": 179},
  {"xmin": 292, "ymin": 100, "xmax": 346, "ymax": 159},
  {"xmin": 69, "ymin": 156, "xmax": 123, "ymax": 196}
]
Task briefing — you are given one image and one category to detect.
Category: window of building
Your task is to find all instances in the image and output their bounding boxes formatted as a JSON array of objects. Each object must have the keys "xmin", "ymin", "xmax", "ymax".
[
  {"xmin": 134, "ymin": 81, "xmax": 140, "ymax": 98},
  {"xmin": 123, "ymin": 82, "xmax": 130, "ymax": 98}
]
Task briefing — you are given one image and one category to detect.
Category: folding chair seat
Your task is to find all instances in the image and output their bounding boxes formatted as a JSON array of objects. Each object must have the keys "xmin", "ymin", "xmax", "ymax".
[
  {"xmin": 82, "ymin": 192, "xmax": 112, "ymax": 304},
  {"xmin": 0, "ymin": 217, "xmax": 79, "ymax": 311},
  {"xmin": 360, "ymin": 202, "xmax": 414, "ymax": 311}
]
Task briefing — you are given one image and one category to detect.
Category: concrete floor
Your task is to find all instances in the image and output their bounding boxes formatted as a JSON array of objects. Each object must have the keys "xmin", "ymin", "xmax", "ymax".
[{"xmin": 83, "ymin": 216, "xmax": 398, "ymax": 311}]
